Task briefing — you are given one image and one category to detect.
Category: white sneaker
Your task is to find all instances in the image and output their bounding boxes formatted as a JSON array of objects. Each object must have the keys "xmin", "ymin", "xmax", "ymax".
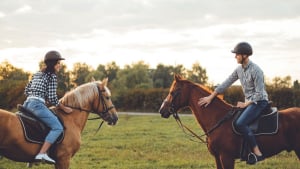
[{"xmin": 34, "ymin": 153, "xmax": 55, "ymax": 164}]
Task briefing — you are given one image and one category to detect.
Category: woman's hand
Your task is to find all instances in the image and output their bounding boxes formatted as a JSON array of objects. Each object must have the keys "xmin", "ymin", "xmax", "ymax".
[{"xmin": 59, "ymin": 103, "xmax": 73, "ymax": 113}]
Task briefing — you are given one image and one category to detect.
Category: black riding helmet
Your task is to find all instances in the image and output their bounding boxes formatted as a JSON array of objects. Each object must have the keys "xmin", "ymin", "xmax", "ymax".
[
  {"xmin": 231, "ymin": 42, "xmax": 253, "ymax": 56},
  {"xmin": 44, "ymin": 51, "xmax": 65, "ymax": 63}
]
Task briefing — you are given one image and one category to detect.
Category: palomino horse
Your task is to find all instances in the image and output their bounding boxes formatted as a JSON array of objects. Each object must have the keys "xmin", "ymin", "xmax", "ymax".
[
  {"xmin": 0, "ymin": 78, "xmax": 118, "ymax": 169},
  {"xmin": 159, "ymin": 74, "xmax": 300, "ymax": 169}
]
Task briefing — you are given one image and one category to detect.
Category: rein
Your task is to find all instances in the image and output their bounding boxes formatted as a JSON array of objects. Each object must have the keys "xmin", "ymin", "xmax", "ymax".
[
  {"xmin": 173, "ymin": 108, "xmax": 237, "ymax": 144},
  {"xmin": 168, "ymin": 87, "xmax": 238, "ymax": 144}
]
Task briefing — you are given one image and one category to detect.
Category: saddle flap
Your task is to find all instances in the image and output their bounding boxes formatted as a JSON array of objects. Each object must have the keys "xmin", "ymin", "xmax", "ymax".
[
  {"xmin": 232, "ymin": 107, "xmax": 279, "ymax": 136},
  {"xmin": 16, "ymin": 104, "xmax": 64, "ymax": 144}
]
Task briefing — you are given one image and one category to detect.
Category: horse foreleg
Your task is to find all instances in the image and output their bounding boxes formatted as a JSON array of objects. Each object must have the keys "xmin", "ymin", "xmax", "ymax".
[
  {"xmin": 219, "ymin": 153, "xmax": 235, "ymax": 169},
  {"xmin": 214, "ymin": 156, "xmax": 223, "ymax": 169},
  {"xmin": 55, "ymin": 157, "xmax": 71, "ymax": 169}
]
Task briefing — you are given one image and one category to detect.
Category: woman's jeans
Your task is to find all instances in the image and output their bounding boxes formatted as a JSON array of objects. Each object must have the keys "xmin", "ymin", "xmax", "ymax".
[
  {"xmin": 23, "ymin": 98, "xmax": 63, "ymax": 144},
  {"xmin": 235, "ymin": 100, "xmax": 268, "ymax": 149}
]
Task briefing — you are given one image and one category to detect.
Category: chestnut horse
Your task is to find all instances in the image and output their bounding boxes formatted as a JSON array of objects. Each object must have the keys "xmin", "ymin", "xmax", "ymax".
[
  {"xmin": 159, "ymin": 74, "xmax": 300, "ymax": 169},
  {"xmin": 0, "ymin": 78, "xmax": 118, "ymax": 169}
]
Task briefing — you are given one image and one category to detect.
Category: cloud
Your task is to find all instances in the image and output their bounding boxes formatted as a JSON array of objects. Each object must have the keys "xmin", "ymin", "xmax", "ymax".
[
  {"xmin": 0, "ymin": 0, "xmax": 300, "ymax": 83},
  {"xmin": 0, "ymin": 11, "xmax": 5, "ymax": 18},
  {"xmin": 15, "ymin": 5, "xmax": 32, "ymax": 14}
]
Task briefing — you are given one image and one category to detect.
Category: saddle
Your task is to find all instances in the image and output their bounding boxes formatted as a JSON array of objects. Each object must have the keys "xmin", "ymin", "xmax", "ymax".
[
  {"xmin": 231, "ymin": 102, "xmax": 279, "ymax": 161},
  {"xmin": 16, "ymin": 104, "xmax": 64, "ymax": 144},
  {"xmin": 232, "ymin": 106, "xmax": 279, "ymax": 136}
]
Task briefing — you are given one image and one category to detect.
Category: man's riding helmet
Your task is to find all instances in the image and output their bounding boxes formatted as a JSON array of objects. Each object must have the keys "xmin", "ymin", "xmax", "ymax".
[
  {"xmin": 44, "ymin": 51, "xmax": 65, "ymax": 63},
  {"xmin": 231, "ymin": 42, "xmax": 253, "ymax": 56}
]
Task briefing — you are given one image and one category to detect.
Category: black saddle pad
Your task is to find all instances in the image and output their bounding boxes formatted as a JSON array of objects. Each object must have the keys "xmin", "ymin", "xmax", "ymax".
[
  {"xmin": 17, "ymin": 105, "xmax": 64, "ymax": 144},
  {"xmin": 232, "ymin": 107, "xmax": 279, "ymax": 136}
]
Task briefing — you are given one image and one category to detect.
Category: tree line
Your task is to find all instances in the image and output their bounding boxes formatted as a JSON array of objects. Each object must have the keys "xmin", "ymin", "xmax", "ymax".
[{"xmin": 0, "ymin": 60, "xmax": 299, "ymax": 111}]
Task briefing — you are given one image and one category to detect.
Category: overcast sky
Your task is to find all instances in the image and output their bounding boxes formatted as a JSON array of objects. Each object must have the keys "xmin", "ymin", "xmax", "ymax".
[{"xmin": 0, "ymin": 0, "xmax": 300, "ymax": 84}]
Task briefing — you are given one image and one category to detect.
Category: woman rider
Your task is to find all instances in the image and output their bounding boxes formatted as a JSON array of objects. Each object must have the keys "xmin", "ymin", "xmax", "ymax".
[{"xmin": 23, "ymin": 51, "xmax": 72, "ymax": 164}]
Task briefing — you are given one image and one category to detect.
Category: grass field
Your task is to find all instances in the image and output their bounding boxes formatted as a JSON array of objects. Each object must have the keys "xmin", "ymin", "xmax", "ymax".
[{"xmin": 0, "ymin": 113, "xmax": 299, "ymax": 169}]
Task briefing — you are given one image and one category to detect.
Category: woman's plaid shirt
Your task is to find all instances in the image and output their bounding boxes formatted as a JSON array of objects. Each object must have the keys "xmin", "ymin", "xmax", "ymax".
[{"xmin": 25, "ymin": 71, "xmax": 59, "ymax": 106}]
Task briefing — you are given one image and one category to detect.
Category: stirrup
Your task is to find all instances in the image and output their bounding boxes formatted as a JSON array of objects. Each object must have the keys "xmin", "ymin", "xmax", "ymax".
[{"xmin": 247, "ymin": 152, "xmax": 264, "ymax": 165}]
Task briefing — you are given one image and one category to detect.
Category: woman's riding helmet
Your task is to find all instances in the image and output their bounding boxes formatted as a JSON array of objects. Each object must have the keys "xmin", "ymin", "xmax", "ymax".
[
  {"xmin": 231, "ymin": 42, "xmax": 253, "ymax": 56},
  {"xmin": 44, "ymin": 51, "xmax": 65, "ymax": 63}
]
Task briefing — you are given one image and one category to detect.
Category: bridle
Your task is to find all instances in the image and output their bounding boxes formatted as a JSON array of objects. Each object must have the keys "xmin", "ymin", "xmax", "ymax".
[
  {"xmin": 165, "ymin": 86, "xmax": 237, "ymax": 144},
  {"xmin": 163, "ymin": 87, "xmax": 208, "ymax": 144},
  {"xmin": 65, "ymin": 83, "xmax": 115, "ymax": 132}
]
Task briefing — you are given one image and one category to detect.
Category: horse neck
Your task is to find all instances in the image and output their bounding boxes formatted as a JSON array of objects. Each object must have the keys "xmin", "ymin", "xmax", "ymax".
[
  {"xmin": 54, "ymin": 107, "xmax": 90, "ymax": 133},
  {"xmin": 187, "ymin": 86, "xmax": 232, "ymax": 133}
]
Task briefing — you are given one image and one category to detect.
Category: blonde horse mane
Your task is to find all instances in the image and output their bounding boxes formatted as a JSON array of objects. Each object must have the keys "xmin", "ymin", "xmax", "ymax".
[{"xmin": 60, "ymin": 81, "xmax": 107, "ymax": 109}]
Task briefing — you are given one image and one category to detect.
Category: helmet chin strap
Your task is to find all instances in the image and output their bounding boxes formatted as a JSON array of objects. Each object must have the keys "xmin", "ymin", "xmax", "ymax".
[{"xmin": 241, "ymin": 55, "xmax": 248, "ymax": 67}]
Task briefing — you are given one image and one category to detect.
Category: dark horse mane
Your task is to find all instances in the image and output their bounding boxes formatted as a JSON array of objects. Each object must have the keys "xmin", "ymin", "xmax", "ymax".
[{"xmin": 178, "ymin": 78, "xmax": 233, "ymax": 110}]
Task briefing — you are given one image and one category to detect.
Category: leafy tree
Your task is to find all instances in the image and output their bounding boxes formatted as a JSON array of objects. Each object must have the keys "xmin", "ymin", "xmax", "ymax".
[
  {"xmin": 270, "ymin": 76, "xmax": 291, "ymax": 89},
  {"xmin": 105, "ymin": 61, "xmax": 119, "ymax": 82},
  {"xmin": 173, "ymin": 64, "xmax": 186, "ymax": 77},
  {"xmin": 71, "ymin": 62, "xmax": 93, "ymax": 86},
  {"xmin": 293, "ymin": 80, "xmax": 300, "ymax": 90},
  {"xmin": 111, "ymin": 61, "xmax": 153, "ymax": 104},
  {"xmin": 152, "ymin": 64, "xmax": 173, "ymax": 88},
  {"xmin": 116, "ymin": 61, "xmax": 152, "ymax": 89},
  {"xmin": 0, "ymin": 61, "xmax": 29, "ymax": 109},
  {"xmin": 56, "ymin": 63, "xmax": 72, "ymax": 97},
  {"xmin": 0, "ymin": 61, "xmax": 29, "ymax": 80},
  {"xmin": 187, "ymin": 62, "xmax": 208, "ymax": 85}
]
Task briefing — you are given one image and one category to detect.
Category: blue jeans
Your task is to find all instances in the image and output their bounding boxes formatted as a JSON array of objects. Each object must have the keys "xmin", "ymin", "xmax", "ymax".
[
  {"xmin": 23, "ymin": 98, "xmax": 63, "ymax": 144},
  {"xmin": 235, "ymin": 100, "xmax": 268, "ymax": 148}
]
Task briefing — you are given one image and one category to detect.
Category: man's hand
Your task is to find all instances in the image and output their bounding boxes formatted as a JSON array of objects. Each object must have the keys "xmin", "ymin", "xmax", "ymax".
[
  {"xmin": 236, "ymin": 101, "xmax": 251, "ymax": 108},
  {"xmin": 198, "ymin": 96, "xmax": 212, "ymax": 107},
  {"xmin": 198, "ymin": 91, "xmax": 218, "ymax": 108}
]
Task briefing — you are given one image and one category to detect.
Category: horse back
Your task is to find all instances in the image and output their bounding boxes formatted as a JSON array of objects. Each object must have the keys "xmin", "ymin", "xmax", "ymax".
[
  {"xmin": 0, "ymin": 109, "xmax": 27, "ymax": 144},
  {"xmin": 278, "ymin": 107, "xmax": 300, "ymax": 148}
]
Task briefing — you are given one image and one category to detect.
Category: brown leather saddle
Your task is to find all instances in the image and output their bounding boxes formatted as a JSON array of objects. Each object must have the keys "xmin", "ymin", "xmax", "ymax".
[{"xmin": 16, "ymin": 104, "xmax": 64, "ymax": 144}]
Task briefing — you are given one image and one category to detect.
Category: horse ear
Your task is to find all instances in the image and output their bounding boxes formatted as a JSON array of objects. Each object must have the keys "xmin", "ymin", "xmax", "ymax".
[
  {"xmin": 91, "ymin": 77, "xmax": 96, "ymax": 82},
  {"xmin": 174, "ymin": 74, "xmax": 182, "ymax": 81},
  {"xmin": 102, "ymin": 77, "xmax": 108, "ymax": 86}
]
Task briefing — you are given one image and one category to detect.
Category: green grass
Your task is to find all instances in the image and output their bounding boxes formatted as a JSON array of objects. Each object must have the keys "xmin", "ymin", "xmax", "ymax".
[{"xmin": 0, "ymin": 114, "xmax": 299, "ymax": 169}]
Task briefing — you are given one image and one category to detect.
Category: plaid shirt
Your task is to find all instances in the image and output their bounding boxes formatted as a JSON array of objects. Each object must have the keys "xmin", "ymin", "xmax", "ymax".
[
  {"xmin": 25, "ymin": 71, "xmax": 59, "ymax": 106},
  {"xmin": 215, "ymin": 60, "xmax": 268, "ymax": 103}
]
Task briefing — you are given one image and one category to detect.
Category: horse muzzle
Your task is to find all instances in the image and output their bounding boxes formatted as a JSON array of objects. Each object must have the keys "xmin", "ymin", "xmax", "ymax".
[
  {"xmin": 108, "ymin": 113, "xmax": 118, "ymax": 125},
  {"xmin": 102, "ymin": 112, "xmax": 118, "ymax": 125},
  {"xmin": 159, "ymin": 107, "xmax": 171, "ymax": 118}
]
